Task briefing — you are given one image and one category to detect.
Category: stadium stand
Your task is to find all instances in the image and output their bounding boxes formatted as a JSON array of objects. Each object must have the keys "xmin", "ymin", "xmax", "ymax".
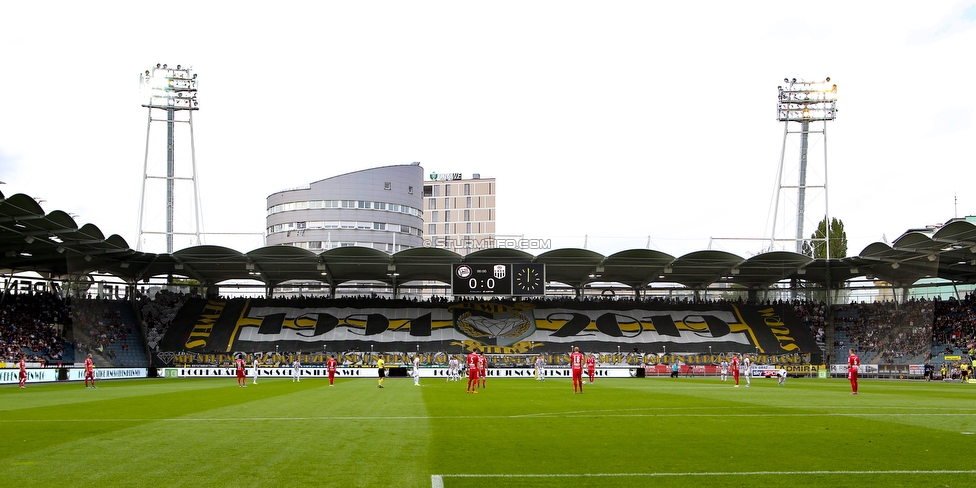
[
  {"xmin": 2, "ymin": 286, "xmax": 974, "ymax": 373},
  {"xmin": 0, "ymin": 291, "xmax": 68, "ymax": 363}
]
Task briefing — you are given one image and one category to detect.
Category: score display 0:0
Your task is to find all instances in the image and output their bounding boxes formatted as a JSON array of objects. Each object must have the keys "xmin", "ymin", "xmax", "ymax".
[
  {"xmin": 469, "ymin": 277, "xmax": 498, "ymax": 289},
  {"xmin": 452, "ymin": 263, "xmax": 512, "ymax": 294}
]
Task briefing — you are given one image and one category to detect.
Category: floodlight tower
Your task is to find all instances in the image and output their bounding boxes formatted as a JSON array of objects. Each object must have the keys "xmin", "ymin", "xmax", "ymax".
[
  {"xmin": 136, "ymin": 64, "xmax": 203, "ymax": 253},
  {"xmin": 768, "ymin": 77, "xmax": 837, "ymax": 257}
]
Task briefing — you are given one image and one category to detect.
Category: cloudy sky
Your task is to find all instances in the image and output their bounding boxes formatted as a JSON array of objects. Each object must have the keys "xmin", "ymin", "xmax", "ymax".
[{"xmin": 1, "ymin": 1, "xmax": 974, "ymax": 258}]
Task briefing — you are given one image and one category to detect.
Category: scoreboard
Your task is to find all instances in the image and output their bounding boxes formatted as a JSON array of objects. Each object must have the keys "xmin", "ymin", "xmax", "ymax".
[{"xmin": 451, "ymin": 263, "xmax": 545, "ymax": 296}]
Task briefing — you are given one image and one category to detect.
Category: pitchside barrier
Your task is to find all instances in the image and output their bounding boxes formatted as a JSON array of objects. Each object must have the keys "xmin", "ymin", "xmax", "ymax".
[
  {"xmin": 168, "ymin": 367, "xmax": 637, "ymax": 379},
  {"xmin": 0, "ymin": 368, "xmax": 148, "ymax": 385},
  {"xmin": 829, "ymin": 364, "xmax": 882, "ymax": 379},
  {"xmin": 641, "ymin": 364, "xmax": 824, "ymax": 378}
]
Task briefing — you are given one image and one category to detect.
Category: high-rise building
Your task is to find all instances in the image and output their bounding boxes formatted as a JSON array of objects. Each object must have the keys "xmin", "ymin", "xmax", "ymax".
[
  {"xmin": 266, "ymin": 164, "xmax": 424, "ymax": 253},
  {"xmin": 422, "ymin": 172, "xmax": 496, "ymax": 256}
]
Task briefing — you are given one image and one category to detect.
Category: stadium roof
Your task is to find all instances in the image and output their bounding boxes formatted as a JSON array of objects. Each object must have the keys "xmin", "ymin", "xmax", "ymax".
[{"xmin": 4, "ymin": 189, "xmax": 976, "ymax": 292}]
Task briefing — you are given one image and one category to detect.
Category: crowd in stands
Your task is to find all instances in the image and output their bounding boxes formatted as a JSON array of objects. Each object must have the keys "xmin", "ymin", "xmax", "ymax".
[
  {"xmin": 138, "ymin": 289, "xmax": 195, "ymax": 348},
  {"xmin": 833, "ymin": 299, "xmax": 935, "ymax": 363},
  {"xmin": 71, "ymin": 300, "xmax": 134, "ymax": 360},
  {"xmin": 0, "ymin": 292, "xmax": 68, "ymax": 362},
  {"xmin": 932, "ymin": 294, "xmax": 976, "ymax": 353}
]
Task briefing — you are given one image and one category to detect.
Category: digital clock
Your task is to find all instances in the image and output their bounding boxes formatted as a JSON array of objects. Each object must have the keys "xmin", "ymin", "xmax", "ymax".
[{"xmin": 451, "ymin": 263, "xmax": 512, "ymax": 295}]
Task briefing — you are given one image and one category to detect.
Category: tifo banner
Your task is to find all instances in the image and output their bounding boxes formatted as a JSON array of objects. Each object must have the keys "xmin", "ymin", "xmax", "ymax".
[{"xmin": 156, "ymin": 298, "xmax": 819, "ymax": 366}]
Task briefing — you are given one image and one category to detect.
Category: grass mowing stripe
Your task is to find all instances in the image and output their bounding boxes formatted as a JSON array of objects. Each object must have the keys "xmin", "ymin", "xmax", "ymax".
[{"xmin": 3, "ymin": 412, "xmax": 975, "ymax": 422}]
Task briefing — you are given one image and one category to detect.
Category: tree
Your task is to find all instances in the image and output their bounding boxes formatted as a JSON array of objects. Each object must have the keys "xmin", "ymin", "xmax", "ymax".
[{"xmin": 802, "ymin": 217, "xmax": 847, "ymax": 259}]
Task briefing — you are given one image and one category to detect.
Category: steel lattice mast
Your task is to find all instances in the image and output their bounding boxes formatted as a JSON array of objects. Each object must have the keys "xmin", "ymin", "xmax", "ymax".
[
  {"xmin": 769, "ymin": 77, "xmax": 837, "ymax": 257},
  {"xmin": 136, "ymin": 63, "xmax": 203, "ymax": 253}
]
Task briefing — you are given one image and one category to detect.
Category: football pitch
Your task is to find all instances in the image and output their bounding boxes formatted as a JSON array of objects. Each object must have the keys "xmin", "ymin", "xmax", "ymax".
[{"xmin": 2, "ymin": 376, "xmax": 975, "ymax": 488}]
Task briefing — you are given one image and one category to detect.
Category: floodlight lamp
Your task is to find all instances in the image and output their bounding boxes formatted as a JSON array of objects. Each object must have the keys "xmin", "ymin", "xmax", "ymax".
[
  {"xmin": 163, "ymin": 64, "xmax": 167, "ymax": 68},
  {"xmin": 56, "ymin": 246, "xmax": 65, "ymax": 254},
  {"xmin": 969, "ymin": 245, "xmax": 976, "ymax": 253},
  {"xmin": 176, "ymin": 65, "xmax": 181, "ymax": 69},
  {"xmin": 796, "ymin": 268, "xmax": 806, "ymax": 275},
  {"xmin": 891, "ymin": 262, "xmax": 900, "ymax": 269},
  {"xmin": 121, "ymin": 262, "xmax": 130, "ymax": 268},
  {"xmin": 826, "ymin": 76, "xmax": 830, "ymax": 82},
  {"xmin": 849, "ymin": 267, "xmax": 858, "ymax": 274},
  {"xmin": 24, "ymin": 236, "xmax": 34, "ymax": 244},
  {"xmin": 784, "ymin": 78, "xmax": 789, "ymax": 83},
  {"xmin": 84, "ymin": 255, "xmax": 92, "ymax": 262},
  {"xmin": 156, "ymin": 63, "xmax": 161, "ymax": 68},
  {"xmin": 927, "ymin": 254, "xmax": 938, "ymax": 261}
]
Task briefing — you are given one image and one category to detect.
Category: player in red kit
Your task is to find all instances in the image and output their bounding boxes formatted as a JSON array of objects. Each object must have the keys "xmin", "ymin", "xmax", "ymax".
[
  {"xmin": 327, "ymin": 354, "xmax": 338, "ymax": 386},
  {"xmin": 235, "ymin": 356, "xmax": 247, "ymax": 387},
  {"xmin": 730, "ymin": 353, "xmax": 740, "ymax": 387},
  {"xmin": 478, "ymin": 351, "xmax": 487, "ymax": 388},
  {"xmin": 570, "ymin": 347, "xmax": 585, "ymax": 393},
  {"xmin": 84, "ymin": 353, "xmax": 96, "ymax": 388},
  {"xmin": 586, "ymin": 353, "xmax": 597, "ymax": 384},
  {"xmin": 848, "ymin": 348, "xmax": 860, "ymax": 394},
  {"xmin": 466, "ymin": 349, "xmax": 481, "ymax": 393},
  {"xmin": 19, "ymin": 354, "xmax": 27, "ymax": 389}
]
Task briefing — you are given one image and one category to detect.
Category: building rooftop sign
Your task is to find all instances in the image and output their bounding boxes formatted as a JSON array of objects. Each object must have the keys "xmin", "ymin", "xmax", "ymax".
[{"xmin": 428, "ymin": 172, "xmax": 463, "ymax": 181}]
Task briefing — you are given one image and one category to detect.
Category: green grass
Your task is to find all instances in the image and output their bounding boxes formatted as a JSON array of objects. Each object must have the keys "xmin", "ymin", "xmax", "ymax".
[{"xmin": 2, "ymin": 376, "xmax": 975, "ymax": 487}]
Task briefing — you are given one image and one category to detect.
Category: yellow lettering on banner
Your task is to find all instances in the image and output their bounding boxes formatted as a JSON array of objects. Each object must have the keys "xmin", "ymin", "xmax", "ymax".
[
  {"xmin": 758, "ymin": 308, "xmax": 801, "ymax": 353},
  {"xmin": 449, "ymin": 301, "xmax": 536, "ymax": 314},
  {"xmin": 184, "ymin": 301, "xmax": 226, "ymax": 349},
  {"xmin": 449, "ymin": 340, "xmax": 544, "ymax": 354}
]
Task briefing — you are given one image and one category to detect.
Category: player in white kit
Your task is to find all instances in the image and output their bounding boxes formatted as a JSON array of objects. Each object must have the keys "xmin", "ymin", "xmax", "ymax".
[
  {"xmin": 448, "ymin": 356, "xmax": 460, "ymax": 382},
  {"xmin": 742, "ymin": 355, "xmax": 752, "ymax": 387},
  {"xmin": 413, "ymin": 354, "xmax": 421, "ymax": 386},
  {"xmin": 720, "ymin": 359, "xmax": 729, "ymax": 382},
  {"xmin": 534, "ymin": 354, "xmax": 546, "ymax": 382}
]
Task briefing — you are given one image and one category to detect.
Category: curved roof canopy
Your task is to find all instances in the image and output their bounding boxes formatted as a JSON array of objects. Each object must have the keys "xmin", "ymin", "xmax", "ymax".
[{"xmin": 5, "ymin": 190, "xmax": 976, "ymax": 291}]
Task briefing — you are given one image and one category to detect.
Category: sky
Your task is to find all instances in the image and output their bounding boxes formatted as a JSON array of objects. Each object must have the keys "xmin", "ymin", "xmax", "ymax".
[{"xmin": 1, "ymin": 1, "xmax": 974, "ymax": 259}]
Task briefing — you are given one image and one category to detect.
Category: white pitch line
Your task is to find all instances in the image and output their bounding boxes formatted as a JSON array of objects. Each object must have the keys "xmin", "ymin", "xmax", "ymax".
[{"xmin": 434, "ymin": 469, "xmax": 976, "ymax": 480}]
